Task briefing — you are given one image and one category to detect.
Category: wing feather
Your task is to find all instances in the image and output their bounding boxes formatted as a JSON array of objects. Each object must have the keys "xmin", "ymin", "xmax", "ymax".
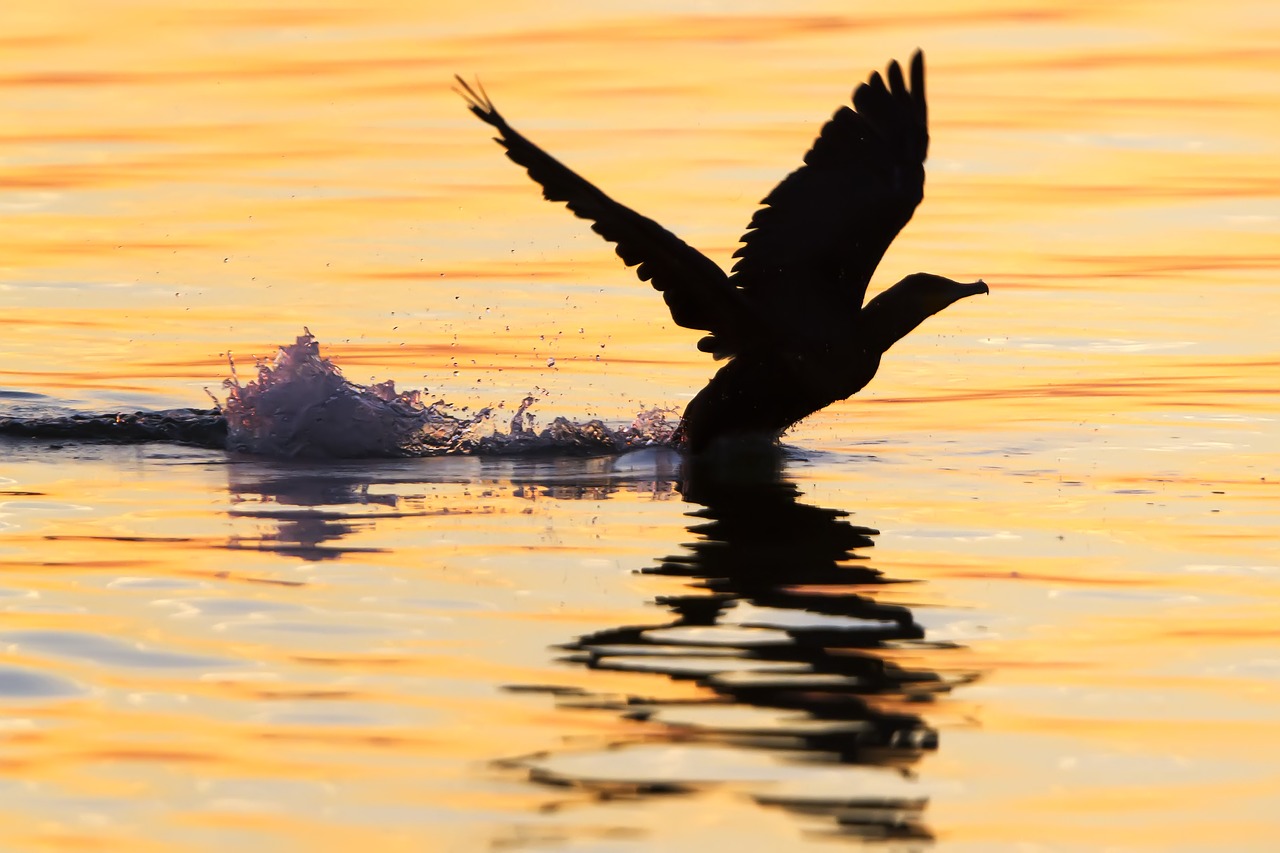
[
  {"xmin": 729, "ymin": 51, "xmax": 929, "ymax": 314},
  {"xmin": 456, "ymin": 78, "xmax": 752, "ymax": 353}
]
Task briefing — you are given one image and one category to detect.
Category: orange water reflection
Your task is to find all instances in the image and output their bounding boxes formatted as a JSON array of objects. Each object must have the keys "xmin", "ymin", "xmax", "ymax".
[{"xmin": 4, "ymin": 0, "xmax": 1280, "ymax": 849}]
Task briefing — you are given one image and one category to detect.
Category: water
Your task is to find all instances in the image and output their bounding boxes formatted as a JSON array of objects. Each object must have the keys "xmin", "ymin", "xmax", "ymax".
[{"xmin": 4, "ymin": 1, "xmax": 1280, "ymax": 850}]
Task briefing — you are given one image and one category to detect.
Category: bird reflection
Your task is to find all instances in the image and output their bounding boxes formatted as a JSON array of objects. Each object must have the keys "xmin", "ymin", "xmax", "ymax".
[
  {"xmin": 219, "ymin": 454, "xmax": 967, "ymax": 841},
  {"xmin": 505, "ymin": 450, "xmax": 967, "ymax": 841}
]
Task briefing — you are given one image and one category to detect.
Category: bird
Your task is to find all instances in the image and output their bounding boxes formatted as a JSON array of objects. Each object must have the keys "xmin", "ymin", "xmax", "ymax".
[{"xmin": 456, "ymin": 51, "xmax": 987, "ymax": 452}]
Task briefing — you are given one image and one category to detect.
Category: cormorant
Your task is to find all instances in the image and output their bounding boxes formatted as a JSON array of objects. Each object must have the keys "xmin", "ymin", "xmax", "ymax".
[{"xmin": 457, "ymin": 52, "xmax": 987, "ymax": 452}]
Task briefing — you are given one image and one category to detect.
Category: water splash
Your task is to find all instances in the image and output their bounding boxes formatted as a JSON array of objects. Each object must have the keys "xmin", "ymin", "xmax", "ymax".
[
  {"xmin": 1, "ymin": 331, "xmax": 682, "ymax": 458},
  {"xmin": 223, "ymin": 331, "xmax": 681, "ymax": 457}
]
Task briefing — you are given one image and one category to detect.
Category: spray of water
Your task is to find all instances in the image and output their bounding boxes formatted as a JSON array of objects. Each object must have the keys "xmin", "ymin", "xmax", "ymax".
[
  {"xmin": 0, "ymin": 330, "xmax": 682, "ymax": 458},
  {"xmin": 222, "ymin": 330, "xmax": 681, "ymax": 457}
]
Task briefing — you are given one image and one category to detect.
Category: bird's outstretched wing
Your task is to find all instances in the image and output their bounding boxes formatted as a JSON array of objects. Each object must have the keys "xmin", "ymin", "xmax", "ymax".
[
  {"xmin": 729, "ymin": 51, "xmax": 929, "ymax": 315},
  {"xmin": 456, "ymin": 77, "xmax": 753, "ymax": 356}
]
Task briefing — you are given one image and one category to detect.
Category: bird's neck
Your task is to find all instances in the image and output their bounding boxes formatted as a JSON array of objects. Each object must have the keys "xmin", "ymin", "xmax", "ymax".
[{"xmin": 858, "ymin": 290, "xmax": 929, "ymax": 356}]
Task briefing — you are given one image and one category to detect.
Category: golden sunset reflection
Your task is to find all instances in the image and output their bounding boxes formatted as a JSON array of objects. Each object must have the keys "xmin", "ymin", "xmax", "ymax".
[{"xmin": 3, "ymin": 0, "xmax": 1280, "ymax": 849}]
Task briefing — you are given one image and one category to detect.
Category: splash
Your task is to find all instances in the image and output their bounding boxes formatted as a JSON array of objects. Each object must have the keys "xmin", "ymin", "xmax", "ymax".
[
  {"xmin": 221, "ymin": 330, "xmax": 468, "ymax": 457},
  {"xmin": 0, "ymin": 331, "xmax": 682, "ymax": 458},
  {"xmin": 222, "ymin": 331, "xmax": 681, "ymax": 457},
  {"xmin": 0, "ymin": 327, "xmax": 691, "ymax": 455}
]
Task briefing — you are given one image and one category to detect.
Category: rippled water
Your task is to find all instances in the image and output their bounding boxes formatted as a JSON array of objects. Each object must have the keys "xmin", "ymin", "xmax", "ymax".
[{"xmin": 4, "ymin": 1, "xmax": 1280, "ymax": 850}]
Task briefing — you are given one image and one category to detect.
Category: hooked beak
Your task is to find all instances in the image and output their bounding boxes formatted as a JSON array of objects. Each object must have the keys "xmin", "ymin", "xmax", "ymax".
[{"xmin": 942, "ymin": 279, "xmax": 988, "ymax": 309}]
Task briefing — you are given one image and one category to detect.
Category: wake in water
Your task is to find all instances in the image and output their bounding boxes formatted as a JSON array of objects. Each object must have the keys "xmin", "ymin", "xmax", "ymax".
[{"xmin": 0, "ymin": 331, "xmax": 680, "ymax": 458}]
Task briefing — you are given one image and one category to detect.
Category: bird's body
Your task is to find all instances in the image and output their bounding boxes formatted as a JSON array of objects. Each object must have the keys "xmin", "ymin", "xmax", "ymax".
[
  {"xmin": 457, "ymin": 52, "xmax": 987, "ymax": 452},
  {"xmin": 677, "ymin": 323, "xmax": 878, "ymax": 448}
]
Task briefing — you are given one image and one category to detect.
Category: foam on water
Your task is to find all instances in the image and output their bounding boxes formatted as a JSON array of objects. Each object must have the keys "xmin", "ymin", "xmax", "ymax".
[{"xmin": 1, "ymin": 331, "xmax": 681, "ymax": 458}]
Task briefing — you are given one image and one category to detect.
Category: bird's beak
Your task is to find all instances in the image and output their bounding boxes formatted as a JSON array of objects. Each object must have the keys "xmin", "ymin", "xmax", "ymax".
[{"xmin": 948, "ymin": 280, "xmax": 989, "ymax": 305}]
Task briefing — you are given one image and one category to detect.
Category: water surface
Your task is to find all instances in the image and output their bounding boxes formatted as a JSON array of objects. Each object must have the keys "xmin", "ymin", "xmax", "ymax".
[{"xmin": 3, "ymin": 1, "xmax": 1280, "ymax": 850}]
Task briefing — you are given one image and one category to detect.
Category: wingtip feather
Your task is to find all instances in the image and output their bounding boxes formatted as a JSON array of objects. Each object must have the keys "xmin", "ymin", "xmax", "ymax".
[
  {"xmin": 454, "ymin": 75, "xmax": 497, "ymax": 121},
  {"xmin": 887, "ymin": 59, "xmax": 906, "ymax": 94}
]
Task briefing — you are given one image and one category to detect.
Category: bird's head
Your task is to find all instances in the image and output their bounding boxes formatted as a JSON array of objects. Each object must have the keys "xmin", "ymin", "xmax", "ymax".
[
  {"xmin": 860, "ymin": 273, "xmax": 988, "ymax": 354},
  {"xmin": 893, "ymin": 272, "xmax": 989, "ymax": 316}
]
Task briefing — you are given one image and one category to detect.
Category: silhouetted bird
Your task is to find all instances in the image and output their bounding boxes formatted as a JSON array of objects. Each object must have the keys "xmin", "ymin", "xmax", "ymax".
[{"xmin": 457, "ymin": 52, "xmax": 987, "ymax": 452}]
